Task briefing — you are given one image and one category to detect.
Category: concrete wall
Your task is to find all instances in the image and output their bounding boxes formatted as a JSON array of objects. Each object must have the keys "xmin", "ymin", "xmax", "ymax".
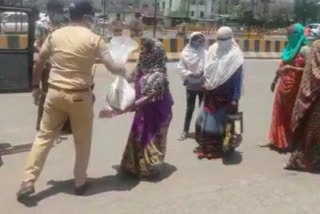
[
  {"xmin": 1, "ymin": 34, "xmax": 288, "ymax": 53},
  {"xmin": 107, "ymin": 37, "xmax": 288, "ymax": 53}
]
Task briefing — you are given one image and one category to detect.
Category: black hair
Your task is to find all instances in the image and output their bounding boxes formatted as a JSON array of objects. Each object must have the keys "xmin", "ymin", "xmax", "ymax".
[
  {"xmin": 69, "ymin": 1, "xmax": 94, "ymax": 22},
  {"xmin": 46, "ymin": 0, "xmax": 64, "ymax": 13},
  {"xmin": 135, "ymin": 12, "xmax": 141, "ymax": 18},
  {"xmin": 142, "ymin": 38, "xmax": 155, "ymax": 52},
  {"xmin": 191, "ymin": 34, "xmax": 204, "ymax": 42},
  {"xmin": 116, "ymin": 13, "xmax": 121, "ymax": 18}
]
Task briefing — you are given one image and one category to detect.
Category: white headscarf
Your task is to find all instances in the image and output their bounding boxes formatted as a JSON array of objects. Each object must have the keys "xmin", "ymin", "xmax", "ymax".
[
  {"xmin": 205, "ymin": 27, "xmax": 244, "ymax": 90},
  {"xmin": 182, "ymin": 32, "xmax": 207, "ymax": 71}
]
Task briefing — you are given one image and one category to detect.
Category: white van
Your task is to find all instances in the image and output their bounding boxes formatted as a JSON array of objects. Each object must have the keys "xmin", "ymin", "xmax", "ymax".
[{"xmin": 1, "ymin": 11, "xmax": 28, "ymax": 33}]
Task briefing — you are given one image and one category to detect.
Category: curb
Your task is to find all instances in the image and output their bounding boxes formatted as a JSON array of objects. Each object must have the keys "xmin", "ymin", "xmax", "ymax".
[
  {"xmin": 98, "ymin": 52, "xmax": 282, "ymax": 64},
  {"xmin": 0, "ymin": 35, "xmax": 286, "ymax": 54},
  {"xmin": 127, "ymin": 56, "xmax": 281, "ymax": 63},
  {"xmin": 127, "ymin": 58, "xmax": 184, "ymax": 63},
  {"xmin": 244, "ymin": 57, "xmax": 281, "ymax": 60}
]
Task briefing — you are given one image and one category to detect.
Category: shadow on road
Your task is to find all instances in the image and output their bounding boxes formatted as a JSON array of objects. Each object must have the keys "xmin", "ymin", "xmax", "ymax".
[
  {"xmin": 222, "ymin": 151, "xmax": 243, "ymax": 165},
  {"xmin": 188, "ymin": 133, "xmax": 196, "ymax": 140},
  {"xmin": 0, "ymin": 142, "xmax": 11, "ymax": 150},
  {"xmin": 0, "ymin": 143, "xmax": 31, "ymax": 156},
  {"xmin": 18, "ymin": 173, "xmax": 140, "ymax": 207},
  {"xmin": 112, "ymin": 162, "xmax": 178, "ymax": 183},
  {"xmin": 0, "ymin": 142, "xmax": 12, "ymax": 168},
  {"xmin": 18, "ymin": 163, "xmax": 177, "ymax": 207},
  {"xmin": 0, "ymin": 137, "xmax": 69, "ymax": 157},
  {"xmin": 155, "ymin": 163, "xmax": 178, "ymax": 182}
]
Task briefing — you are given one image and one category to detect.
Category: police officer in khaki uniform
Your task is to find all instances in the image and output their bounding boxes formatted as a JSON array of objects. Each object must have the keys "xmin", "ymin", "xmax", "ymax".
[
  {"xmin": 17, "ymin": 1, "xmax": 125, "ymax": 199},
  {"xmin": 111, "ymin": 13, "xmax": 123, "ymax": 37},
  {"xmin": 34, "ymin": 0, "xmax": 72, "ymax": 133},
  {"xmin": 129, "ymin": 12, "xmax": 143, "ymax": 37}
]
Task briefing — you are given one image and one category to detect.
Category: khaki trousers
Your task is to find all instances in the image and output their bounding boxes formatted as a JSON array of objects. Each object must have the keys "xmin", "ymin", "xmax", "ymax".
[{"xmin": 24, "ymin": 87, "xmax": 93, "ymax": 187}]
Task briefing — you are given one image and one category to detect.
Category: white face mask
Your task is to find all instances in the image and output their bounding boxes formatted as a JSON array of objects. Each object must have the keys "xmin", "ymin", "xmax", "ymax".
[{"xmin": 217, "ymin": 38, "xmax": 232, "ymax": 52}]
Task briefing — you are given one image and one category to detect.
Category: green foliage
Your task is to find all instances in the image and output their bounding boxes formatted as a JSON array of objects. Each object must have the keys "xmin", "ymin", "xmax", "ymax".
[
  {"xmin": 294, "ymin": 0, "xmax": 320, "ymax": 24},
  {"xmin": 23, "ymin": 0, "xmax": 43, "ymax": 8},
  {"xmin": 229, "ymin": 1, "xmax": 291, "ymax": 28},
  {"xmin": 229, "ymin": 2, "xmax": 254, "ymax": 26}
]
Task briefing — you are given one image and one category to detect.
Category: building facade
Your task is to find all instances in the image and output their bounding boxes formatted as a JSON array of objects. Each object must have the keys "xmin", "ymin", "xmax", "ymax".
[
  {"xmin": 159, "ymin": 0, "xmax": 241, "ymax": 20},
  {"xmin": 159, "ymin": 0, "xmax": 186, "ymax": 17},
  {"xmin": 97, "ymin": 0, "xmax": 163, "ymax": 23}
]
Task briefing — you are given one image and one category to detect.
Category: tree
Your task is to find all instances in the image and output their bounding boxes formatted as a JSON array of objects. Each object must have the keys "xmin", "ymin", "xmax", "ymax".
[
  {"xmin": 23, "ymin": 0, "xmax": 41, "ymax": 7},
  {"xmin": 295, "ymin": 0, "xmax": 320, "ymax": 24},
  {"xmin": 230, "ymin": 1, "xmax": 255, "ymax": 27},
  {"xmin": 0, "ymin": 0, "xmax": 23, "ymax": 6},
  {"xmin": 229, "ymin": 1, "xmax": 293, "ymax": 29}
]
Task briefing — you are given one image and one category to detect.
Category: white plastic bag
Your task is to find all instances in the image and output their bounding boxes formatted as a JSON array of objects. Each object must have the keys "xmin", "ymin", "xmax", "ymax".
[
  {"xmin": 99, "ymin": 36, "xmax": 138, "ymax": 118},
  {"xmin": 106, "ymin": 76, "xmax": 136, "ymax": 111},
  {"xmin": 108, "ymin": 36, "xmax": 138, "ymax": 64}
]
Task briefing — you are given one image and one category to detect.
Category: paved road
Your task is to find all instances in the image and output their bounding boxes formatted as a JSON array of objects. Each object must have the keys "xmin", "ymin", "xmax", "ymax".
[{"xmin": 1, "ymin": 60, "xmax": 320, "ymax": 214}]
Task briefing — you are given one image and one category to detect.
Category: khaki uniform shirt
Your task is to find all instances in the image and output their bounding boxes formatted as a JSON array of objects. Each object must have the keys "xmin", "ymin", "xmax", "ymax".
[
  {"xmin": 129, "ymin": 18, "xmax": 143, "ymax": 37},
  {"xmin": 41, "ymin": 26, "xmax": 108, "ymax": 90},
  {"xmin": 111, "ymin": 19, "xmax": 123, "ymax": 35}
]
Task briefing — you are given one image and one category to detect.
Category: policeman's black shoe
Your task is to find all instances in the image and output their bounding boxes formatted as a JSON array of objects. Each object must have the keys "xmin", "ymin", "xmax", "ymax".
[{"xmin": 17, "ymin": 181, "xmax": 35, "ymax": 201}]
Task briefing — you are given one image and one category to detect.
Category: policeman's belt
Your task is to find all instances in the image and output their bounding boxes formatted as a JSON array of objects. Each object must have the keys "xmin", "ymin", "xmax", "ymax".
[{"xmin": 48, "ymin": 84, "xmax": 91, "ymax": 93}]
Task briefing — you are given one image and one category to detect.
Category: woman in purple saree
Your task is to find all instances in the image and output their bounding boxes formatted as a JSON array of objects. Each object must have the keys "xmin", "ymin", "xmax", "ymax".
[{"xmin": 120, "ymin": 39, "xmax": 174, "ymax": 179}]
